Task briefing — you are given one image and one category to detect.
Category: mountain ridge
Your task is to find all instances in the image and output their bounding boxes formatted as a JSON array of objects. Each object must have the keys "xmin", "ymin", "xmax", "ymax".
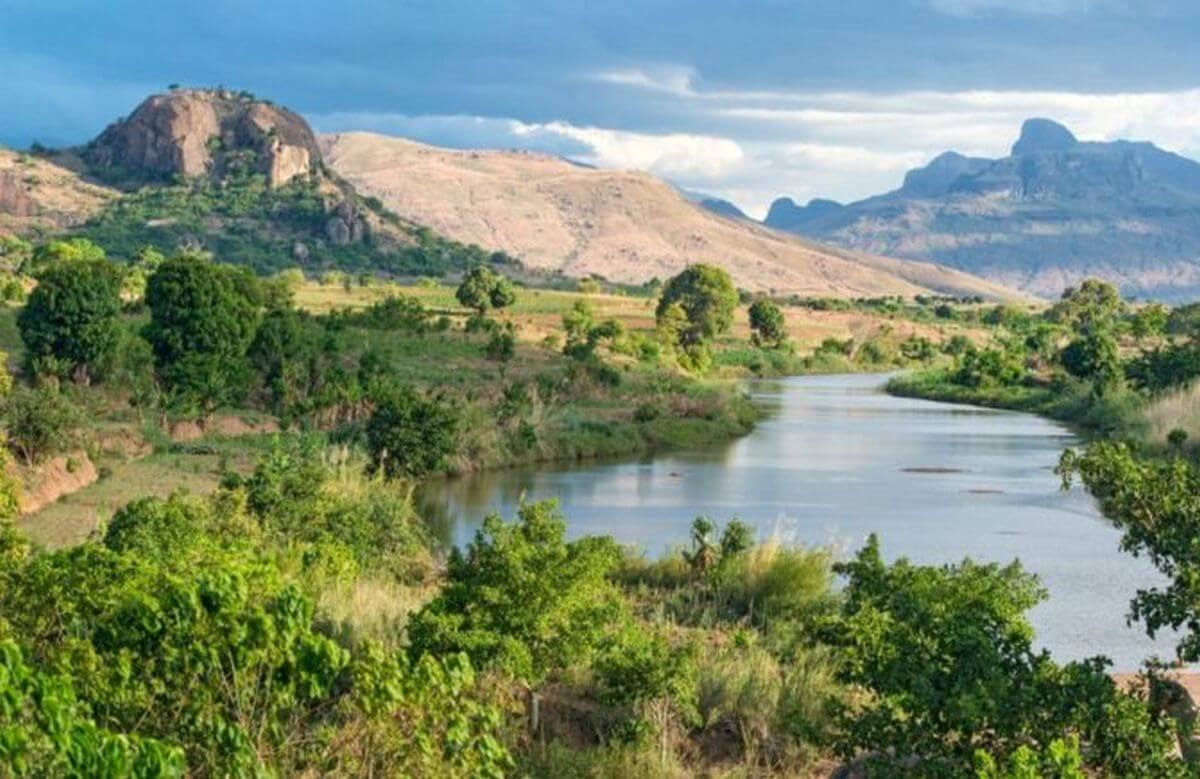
[
  {"xmin": 320, "ymin": 131, "xmax": 1020, "ymax": 300},
  {"xmin": 764, "ymin": 118, "xmax": 1200, "ymax": 300}
]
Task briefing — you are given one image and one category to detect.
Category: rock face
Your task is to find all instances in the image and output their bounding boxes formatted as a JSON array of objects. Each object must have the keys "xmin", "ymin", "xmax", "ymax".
[
  {"xmin": 85, "ymin": 88, "xmax": 321, "ymax": 186},
  {"xmin": 764, "ymin": 118, "xmax": 1200, "ymax": 300}
]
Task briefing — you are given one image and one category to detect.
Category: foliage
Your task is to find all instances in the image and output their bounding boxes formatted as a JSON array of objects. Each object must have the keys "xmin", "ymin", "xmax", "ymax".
[
  {"xmin": 1060, "ymin": 328, "xmax": 1122, "ymax": 395},
  {"xmin": 365, "ymin": 386, "xmax": 461, "ymax": 479},
  {"xmin": 456, "ymin": 266, "xmax": 516, "ymax": 314},
  {"xmin": 18, "ymin": 256, "xmax": 123, "ymax": 383},
  {"xmin": 655, "ymin": 264, "xmax": 737, "ymax": 348},
  {"xmin": 0, "ymin": 639, "xmax": 185, "ymax": 777},
  {"xmin": 954, "ymin": 344, "xmax": 1024, "ymax": 389},
  {"xmin": 143, "ymin": 252, "xmax": 262, "ymax": 415},
  {"xmin": 822, "ymin": 534, "xmax": 1183, "ymax": 776},
  {"xmin": 1060, "ymin": 442, "xmax": 1200, "ymax": 662},
  {"xmin": 748, "ymin": 299, "xmax": 787, "ymax": 348},
  {"xmin": 407, "ymin": 501, "xmax": 624, "ymax": 681},
  {"xmin": 4, "ymin": 386, "xmax": 85, "ymax": 466}
]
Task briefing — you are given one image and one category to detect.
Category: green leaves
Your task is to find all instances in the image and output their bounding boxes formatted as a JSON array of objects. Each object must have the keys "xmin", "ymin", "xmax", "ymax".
[
  {"xmin": 655, "ymin": 264, "xmax": 737, "ymax": 350},
  {"xmin": 143, "ymin": 252, "xmax": 262, "ymax": 415},
  {"xmin": 407, "ymin": 501, "xmax": 624, "ymax": 681},
  {"xmin": 366, "ymin": 385, "xmax": 461, "ymax": 479},
  {"xmin": 18, "ymin": 252, "xmax": 123, "ymax": 384}
]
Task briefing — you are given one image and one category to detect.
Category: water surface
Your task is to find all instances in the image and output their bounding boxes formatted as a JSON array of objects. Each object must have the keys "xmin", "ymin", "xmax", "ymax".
[{"xmin": 421, "ymin": 373, "xmax": 1173, "ymax": 669}]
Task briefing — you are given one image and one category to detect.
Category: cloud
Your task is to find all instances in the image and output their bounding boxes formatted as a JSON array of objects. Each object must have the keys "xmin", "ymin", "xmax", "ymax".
[
  {"xmin": 926, "ymin": 0, "xmax": 1108, "ymax": 16},
  {"xmin": 590, "ymin": 66, "xmax": 697, "ymax": 97},
  {"xmin": 312, "ymin": 111, "xmax": 744, "ymax": 181}
]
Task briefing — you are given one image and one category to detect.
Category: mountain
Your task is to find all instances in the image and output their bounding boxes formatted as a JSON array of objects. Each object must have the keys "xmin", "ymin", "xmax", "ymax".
[
  {"xmin": 764, "ymin": 118, "xmax": 1200, "ymax": 300},
  {"xmin": 0, "ymin": 89, "xmax": 509, "ymax": 278},
  {"xmin": 679, "ymin": 189, "xmax": 750, "ymax": 221},
  {"xmin": 320, "ymin": 131, "xmax": 1018, "ymax": 299}
]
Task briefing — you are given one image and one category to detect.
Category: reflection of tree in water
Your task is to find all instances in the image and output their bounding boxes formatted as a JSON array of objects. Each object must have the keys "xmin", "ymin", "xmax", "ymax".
[{"xmin": 416, "ymin": 467, "xmax": 542, "ymax": 551}]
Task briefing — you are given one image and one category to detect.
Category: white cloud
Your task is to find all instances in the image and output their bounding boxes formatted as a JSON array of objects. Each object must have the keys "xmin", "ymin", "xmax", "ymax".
[
  {"xmin": 590, "ymin": 66, "xmax": 697, "ymax": 97},
  {"xmin": 926, "ymin": 0, "xmax": 1108, "ymax": 16},
  {"xmin": 317, "ymin": 73, "xmax": 1200, "ymax": 221},
  {"xmin": 516, "ymin": 121, "xmax": 744, "ymax": 178}
]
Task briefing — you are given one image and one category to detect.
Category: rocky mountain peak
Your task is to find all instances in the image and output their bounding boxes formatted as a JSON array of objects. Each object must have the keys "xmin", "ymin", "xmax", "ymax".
[
  {"xmin": 1011, "ymin": 118, "xmax": 1078, "ymax": 156},
  {"xmin": 85, "ymin": 87, "xmax": 321, "ymax": 187}
]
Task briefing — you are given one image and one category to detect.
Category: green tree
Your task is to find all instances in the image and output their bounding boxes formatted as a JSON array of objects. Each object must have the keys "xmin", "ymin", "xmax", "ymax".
[
  {"xmin": 18, "ymin": 256, "xmax": 123, "ymax": 383},
  {"xmin": 455, "ymin": 266, "xmax": 516, "ymax": 315},
  {"xmin": 26, "ymin": 238, "xmax": 106, "ymax": 275},
  {"xmin": 365, "ymin": 386, "xmax": 461, "ymax": 479},
  {"xmin": 748, "ymin": 299, "xmax": 787, "ymax": 348},
  {"xmin": 4, "ymin": 386, "xmax": 85, "ymax": 466},
  {"xmin": 1061, "ymin": 443, "xmax": 1200, "ymax": 662},
  {"xmin": 822, "ymin": 534, "xmax": 1183, "ymax": 776},
  {"xmin": 143, "ymin": 252, "xmax": 262, "ymax": 415},
  {"xmin": 406, "ymin": 501, "xmax": 624, "ymax": 681},
  {"xmin": 1049, "ymin": 279, "xmax": 1122, "ymax": 332},
  {"xmin": 1131, "ymin": 302, "xmax": 1168, "ymax": 343},
  {"xmin": 0, "ymin": 640, "xmax": 186, "ymax": 777},
  {"xmin": 1059, "ymin": 328, "xmax": 1122, "ymax": 395},
  {"xmin": 655, "ymin": 264, "xmax": 738, "ymax": 348}
]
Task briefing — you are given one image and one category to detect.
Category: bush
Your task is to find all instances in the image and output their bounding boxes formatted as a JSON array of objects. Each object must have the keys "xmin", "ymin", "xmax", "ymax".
[
  {"xmin": 406, "ymin": 501, "xmax": 624, "ymax": 681},
  {"xmin": 365, "ymin": 386, "xmax": 461, "ymax": 479},
  {"xmin": 4, "ymin": 386, "xmax": 85, "ymax": 466}
]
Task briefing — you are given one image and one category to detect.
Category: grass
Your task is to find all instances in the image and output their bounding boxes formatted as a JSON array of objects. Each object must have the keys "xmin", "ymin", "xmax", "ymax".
[{"xmin": 887, "ymin": 368, "xmax": 1148, "ymax": 438}]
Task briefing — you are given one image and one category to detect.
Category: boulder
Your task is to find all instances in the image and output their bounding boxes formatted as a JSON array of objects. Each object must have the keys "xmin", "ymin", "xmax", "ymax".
[{"xmin": 86, "ymin": 88, "xmax": 321, "ymax": 187}]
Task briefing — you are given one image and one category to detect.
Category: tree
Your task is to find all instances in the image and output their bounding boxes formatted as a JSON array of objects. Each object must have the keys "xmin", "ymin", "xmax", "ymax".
[
  {"xmin": 18, "ymin": 256, "xmax": 123, "ymax": 383},
  {"xmin": 1059, "ymin": 328, "xmax": 1121, "ymax": 395},
  {"xmin": 1061, "ymin": 443, "xmax": 1200, "ymax": 662},
  {"xmin": 143, "ymin": 253, "xmax": 262, "ymax": 415},
  {"xmin": 248, "ymin": 305, "xmax": 308, "ymax": 412},
  {"xmin": 655, "ymin": 265, "xmax": 738, "ymax": 348},
  {"xmin": 4, "ymin": 386, "xmax": 85, "ymax": 466},
  {"xmin": 455, "ymin": 266, "xmax": 516, "ymax": 316},
  {"xmin": 1049, "ymin": 279, "xmax": 1122, "ymax": 332},
  {"xmin": 1131, "ymin": 302, "xmax": 1168, "ymax": 343},
  {"xmin": 822, "ymin": 534, "xmax": 1184, "ymax": 776},
  {"xmin": 26, "ymin": 238, "xmax": 106, "ymax": 275},
  {"xmin": 406, "ymin": 501, "xmax": 624, "ymax": 681},
  {"xmin": 365, "ymin": 386, "xmax": 461, "ymax": 479},
  {"xmin": 748, "ymin": 299, "xmax": 787, "ymax": 348}
]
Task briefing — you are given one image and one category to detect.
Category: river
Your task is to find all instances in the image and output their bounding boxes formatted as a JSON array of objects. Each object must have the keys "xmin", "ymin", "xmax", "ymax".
[{"xmin": 419, "ymin": 372, "xmax": 1174, "ymax": 670}]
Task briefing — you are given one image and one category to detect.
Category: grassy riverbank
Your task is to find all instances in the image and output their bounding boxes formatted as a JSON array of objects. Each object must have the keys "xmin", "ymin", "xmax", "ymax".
[{"xmin": 886, "ymin": 369, "xmax": 1148, "ymax": 437}]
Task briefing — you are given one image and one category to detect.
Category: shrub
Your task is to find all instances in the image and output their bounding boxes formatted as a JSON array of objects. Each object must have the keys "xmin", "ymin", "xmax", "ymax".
[
  {"xmin": 365, "ymin": 386, "xmax": 461, "ymax": 479},
  {"xmin": 406, "ymin": 501, "xmax": 624, "ymax": 680},
  {"xmin": 748, "ymin": 299, "xmax": 788, "ymax": 348},
  {"xmin": 4, "ymin": 386, "xmax": 85, "ymax": 466}
]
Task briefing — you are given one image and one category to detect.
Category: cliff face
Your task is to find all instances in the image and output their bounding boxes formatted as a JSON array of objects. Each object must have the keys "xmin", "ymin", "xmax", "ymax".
[
  {"xmin": 85, "ymin": 89, "xmax": 321, "ymax": 187},
  {"xmin": 765, "ymin": 118, "xmax": 1200, "ymax": 300}
]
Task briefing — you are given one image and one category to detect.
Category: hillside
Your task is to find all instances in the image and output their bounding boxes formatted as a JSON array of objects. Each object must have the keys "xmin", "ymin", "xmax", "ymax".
[
  {"xmin": 766, "ymin": 118, "xmax": 1200, "ymax": 301},
  {"xmin": 0, "ymin": 89, "xmax": 512, "ymax": 278},
  {"xmin": 320, "ymin": 132, "xmax": 1019, "ymax": 300},
  {"xmin": 0, "ymin": 148, "xmax": 114, "ymax": 236}
]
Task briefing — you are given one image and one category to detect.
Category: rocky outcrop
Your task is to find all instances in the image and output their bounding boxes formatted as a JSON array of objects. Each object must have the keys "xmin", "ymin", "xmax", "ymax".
[
  {"xmin": 0, "ymin": 171, "xmax": 36, "ymax": 218},
  {"xmin": 324, "ymin": 200, "xmax": 369, "ymax": 245},
  {"xmin": 85, "ymin": 88, "xmax": 321, "ymax": 187}
]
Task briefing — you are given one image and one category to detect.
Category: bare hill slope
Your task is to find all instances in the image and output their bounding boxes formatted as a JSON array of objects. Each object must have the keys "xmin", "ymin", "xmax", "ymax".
[{"xmin": 321, "ymin": 132, "xmax": 1019, "ymax": 300}]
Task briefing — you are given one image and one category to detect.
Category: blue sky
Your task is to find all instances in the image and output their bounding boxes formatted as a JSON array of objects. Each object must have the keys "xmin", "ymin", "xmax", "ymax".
[{"xmin": 4, "ymin": 0, "xmax": 1200, "ymax": 215}]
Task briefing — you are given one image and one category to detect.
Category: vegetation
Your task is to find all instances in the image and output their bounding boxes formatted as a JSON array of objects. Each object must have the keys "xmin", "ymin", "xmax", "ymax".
[{"xmin": 18, "ymin": 252, "xmax": 123, "ymax": 383}]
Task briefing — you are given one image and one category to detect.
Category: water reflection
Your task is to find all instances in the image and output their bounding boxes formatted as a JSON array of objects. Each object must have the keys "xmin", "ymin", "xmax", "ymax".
[{"xmin": 418, "ymin": 373, "xmax": 1173, "ymax": 669}]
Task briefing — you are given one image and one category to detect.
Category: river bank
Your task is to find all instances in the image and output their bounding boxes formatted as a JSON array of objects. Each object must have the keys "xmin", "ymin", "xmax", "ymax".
[{"xmin": 420, "ymin": 372, "xmax": 1173, "ymax": 669}]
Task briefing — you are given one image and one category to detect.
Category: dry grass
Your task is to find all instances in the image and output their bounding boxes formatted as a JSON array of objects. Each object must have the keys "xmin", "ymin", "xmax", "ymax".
[
  {"xmin": 317, "ymin": 576, "xmax": 438, "ymax": 647},
  {"xmin": 1144, "ymin": 381, "xmax": 1200, "ymax": 445}
]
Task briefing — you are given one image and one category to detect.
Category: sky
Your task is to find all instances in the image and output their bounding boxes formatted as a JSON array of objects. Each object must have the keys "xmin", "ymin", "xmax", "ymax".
[{"xmin": 4, "ymin": 0, "xmax": 1200, "ymax": 217}]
